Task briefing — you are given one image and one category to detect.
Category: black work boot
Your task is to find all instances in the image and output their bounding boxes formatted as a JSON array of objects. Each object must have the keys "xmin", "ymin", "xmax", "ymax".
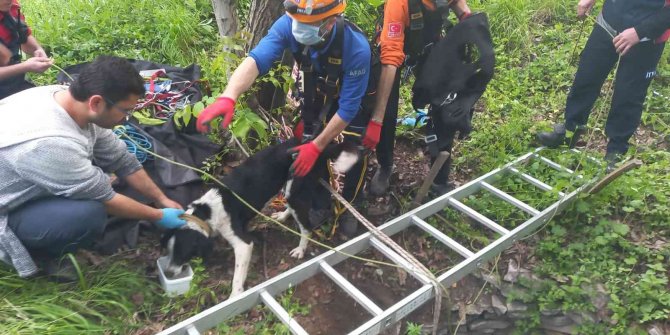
[
  {"xmin": 429, "ymin": 182, "xmax": 455, "ymax": 198},
  {"xmin": 604, "ymin": 152, "xmax": 623, "ymax": 173},
  {"xmin": 369, "ymin": 165, "xmax": 392, "ymax": 196},
  {"xmin": 339, "ymin": 211, "xmax": 358, "ymax": 238},
  {"xmin": 39, "ymin": 256, "xmax": 79, "ymax": 283},
  {"xmin": 537, "ymin": 124, "xmax": 587, "ymax": 148},
  {"xmin": 537, "ymin": 124, "xmax": 567, "ymax": 148}
]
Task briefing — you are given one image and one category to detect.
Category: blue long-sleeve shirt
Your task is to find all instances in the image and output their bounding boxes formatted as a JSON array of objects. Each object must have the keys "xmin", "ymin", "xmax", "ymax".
[{"xmin": 249, "ymin": 14, "xmax": 371, "ymax": 123}]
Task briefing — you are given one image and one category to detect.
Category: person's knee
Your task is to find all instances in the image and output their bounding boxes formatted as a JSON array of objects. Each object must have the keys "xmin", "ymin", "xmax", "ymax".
[{"xmin": 82, "ymin": 201, "xmax": 107, "ymax": 236}]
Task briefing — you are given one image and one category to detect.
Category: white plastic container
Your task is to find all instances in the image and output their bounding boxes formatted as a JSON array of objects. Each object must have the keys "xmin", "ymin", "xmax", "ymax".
[{"xmin": 157, "ymin": 256, "xmax": 193, "ymax": 297}]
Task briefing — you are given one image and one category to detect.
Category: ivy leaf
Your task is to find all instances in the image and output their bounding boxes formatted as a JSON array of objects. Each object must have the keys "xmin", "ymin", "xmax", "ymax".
[
  {"xmin": 647, "ymin": 263, "xmax": 665, "ymax": 272},
  {"xmin": 611, "ymin": 223, "xmax": 630, "ymax": 236},
  {"xmin": 594, "ymin": 236, "xmax": 608, "ymax": 245},
  {"xmin": 623, "ymin": 257, "xmax": 637, "ymax": 265}
]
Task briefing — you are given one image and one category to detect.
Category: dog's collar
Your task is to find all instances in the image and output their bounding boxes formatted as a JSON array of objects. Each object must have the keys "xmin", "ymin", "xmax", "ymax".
[{"xmin": 180, "ymin": 213, "xmax": 213, "ymax": 236}]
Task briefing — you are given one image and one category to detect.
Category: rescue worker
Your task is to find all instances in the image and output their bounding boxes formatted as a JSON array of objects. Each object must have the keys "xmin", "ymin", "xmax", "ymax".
[
  {"xmin": 0, "ymin": 0, "xmax": 52, "ymax": 100},
  {"xmin": 537, "ymin": 0, "xmax": 670, "ymax": 171},
  {"xmin": 196, "ymin": 0, "xmax": 374, "ymax": 236},
  {"xmin": 364, "ymin": 0, "xmax": 472, "ymax": 196}
]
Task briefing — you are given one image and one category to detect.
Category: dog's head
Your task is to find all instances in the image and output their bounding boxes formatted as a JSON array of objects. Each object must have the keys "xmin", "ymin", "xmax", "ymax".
[{"xmin": 160, "ymin": 196, "xmax": 219, "ymax": 278}]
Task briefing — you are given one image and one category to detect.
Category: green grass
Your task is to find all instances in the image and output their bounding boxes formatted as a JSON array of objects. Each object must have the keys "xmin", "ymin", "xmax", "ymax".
[{"xmin": 0, "ymin": 262, "xmax": 165, "ymax": 334}]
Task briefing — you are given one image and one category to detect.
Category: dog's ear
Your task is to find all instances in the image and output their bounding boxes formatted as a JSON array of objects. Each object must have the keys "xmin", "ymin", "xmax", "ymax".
[{"xmin": 160, "ymin": 229, "xmax": 177, "ymax": 249}]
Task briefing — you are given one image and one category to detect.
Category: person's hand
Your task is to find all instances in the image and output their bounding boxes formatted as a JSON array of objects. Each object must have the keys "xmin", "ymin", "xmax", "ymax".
[
  {"xmin": 156, "ymin": 197, "xmax": 183, "ymax": 210},
  {"xmin": 23, "ymin": 57, "xmax": 52, "ymax": 73},
  {"xmin": 613, "ymin": 28, "xmax": 640, "ymax": 56},
  {"xmin": 155, "ymin": 208, "xmax": 187, "ymax": 229},
  {"xmin": 577, "ymin": 0, "xmax": 595, "ymax": 18},
  {"xmin": 33, "ymin": 49, "xmax": 47, "ymax": 58},
  {"xmin": 289, "ymin": 142, "xmax": 322, "ymax": 177},
  {"xmin": 362, "ymin": 120, "xmax": 382, "ymax": 150},
  {"xmin": 458, "ymin": 11, "xmax": 471, "ymax": 22},
  {"xmin": 196, "ymin": 97, "xmax": 236, "ymax": 133},
  {"xmin": 293, "ymin": 120, "xmax": 304, "ymax": 141}
]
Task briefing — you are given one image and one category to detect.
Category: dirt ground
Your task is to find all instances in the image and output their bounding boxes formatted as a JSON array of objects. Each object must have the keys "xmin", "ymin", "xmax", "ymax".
[{"xmin": 118, "ymin": 124, "xmax": 666, "ymax": 334}]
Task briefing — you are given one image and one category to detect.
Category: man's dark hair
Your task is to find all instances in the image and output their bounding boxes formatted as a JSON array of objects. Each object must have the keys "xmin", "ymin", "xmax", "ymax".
[{"xmin": 69, "ymin": 56, "xmax": 145, "ymax": 103}]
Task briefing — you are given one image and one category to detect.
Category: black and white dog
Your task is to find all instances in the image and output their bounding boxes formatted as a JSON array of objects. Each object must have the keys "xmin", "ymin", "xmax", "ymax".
[{"xmin": 161, "ymin": 138, "xmax": 359, "ymax": 297}]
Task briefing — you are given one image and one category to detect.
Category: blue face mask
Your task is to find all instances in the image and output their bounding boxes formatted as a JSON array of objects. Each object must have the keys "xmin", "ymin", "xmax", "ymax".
[{"xmin": 292, "ymin": 20, "xmax": 324, "ymax": 46}]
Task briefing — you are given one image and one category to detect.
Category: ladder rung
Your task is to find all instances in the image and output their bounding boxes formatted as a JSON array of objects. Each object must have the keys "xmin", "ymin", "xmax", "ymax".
[
  {"xmin": 370, "ymin": 238, "xmax": 431, "ymax": 284},
  {"xmin": 534, "ymin": 154, "xmax": 575, "ymax": 174},
  {"xmin": 186, "ymin": 325, "xmax": 200, "ymax": 335},
  {"xmin": 319, "ymin": 262, "xmax": 383, "ymax": 316},
  {"xmin": 410, "ymin": 216, "xmax": 474, "ymax": 258},
  {"xmin": 534, "ymin": 154, "xmax": 584, "ymax": 180},
  {"xmin": 447, "ymin": 198, "xmax": 510, "ymax": 235},
  {"xmin": 508, "ymin": 167, "xmax": 565, "ymax": 197},
  {"xmin": 260, "ymin": 290, "xmax": 309, "ymax": 335},
  {"xmin": 480, "ymin": 181, "xmax": 540, "ymax": 216}
]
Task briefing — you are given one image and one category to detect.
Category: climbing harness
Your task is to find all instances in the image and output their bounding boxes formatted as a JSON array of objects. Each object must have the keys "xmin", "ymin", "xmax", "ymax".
[{"xmin": 134, "ymin": 70, "xmax": 199, "ymax": 121}]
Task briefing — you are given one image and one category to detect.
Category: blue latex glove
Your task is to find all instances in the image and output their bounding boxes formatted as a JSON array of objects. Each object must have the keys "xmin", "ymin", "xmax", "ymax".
[{"xmin": 155, "ymin": 208, "xmax": 187, "ymax": 229}]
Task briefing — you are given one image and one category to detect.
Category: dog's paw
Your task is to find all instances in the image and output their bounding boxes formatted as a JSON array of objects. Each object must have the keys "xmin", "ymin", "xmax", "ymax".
[
  {"xmin": 271, "ymin": 209, "xmax": 291, "ymax": 223},
  {"xmin": 289, "ymin": 246, "xmax": 306, "ymax": 259}
]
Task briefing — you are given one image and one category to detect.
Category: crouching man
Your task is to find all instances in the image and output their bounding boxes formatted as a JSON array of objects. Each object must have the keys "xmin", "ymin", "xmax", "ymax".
[{"xmin": 0, "ymin": 56, "xmax": 186, "ymax": 281}]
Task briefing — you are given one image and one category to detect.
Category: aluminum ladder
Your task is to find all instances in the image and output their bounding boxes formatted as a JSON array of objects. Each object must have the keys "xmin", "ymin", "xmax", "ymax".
[{"xmin": 158, "ymin": 148, "xmax": 601, "ymax": 335}]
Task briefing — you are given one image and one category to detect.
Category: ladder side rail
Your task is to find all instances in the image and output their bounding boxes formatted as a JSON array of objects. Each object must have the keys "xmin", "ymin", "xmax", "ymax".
[
  {"xmin": 349, "ymin": 175, "xmax": 599, "ymax": 335},
  {"xmin": 157, "ymin": 149, "xmax": 546, "ymax": 335}
]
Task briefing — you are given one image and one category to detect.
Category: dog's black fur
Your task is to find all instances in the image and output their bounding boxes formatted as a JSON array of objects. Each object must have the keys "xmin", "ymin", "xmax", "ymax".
[{"xmin": 161, "ymin": 138, "xmax": 359, "ymax": 294}]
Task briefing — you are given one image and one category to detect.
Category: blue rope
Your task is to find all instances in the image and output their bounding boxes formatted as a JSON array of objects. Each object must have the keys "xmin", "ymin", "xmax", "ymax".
[{"xmin": 113, "ymin": 124, "xmax": 154, "ymax": 164}]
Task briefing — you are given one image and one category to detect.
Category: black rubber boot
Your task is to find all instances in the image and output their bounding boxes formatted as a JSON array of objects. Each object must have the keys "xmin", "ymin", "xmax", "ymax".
[
  {"xmin": 39, "ymin": 256, "xmax": 78, "ymax": 283},
  {"xmin": 537, "ymin": 124, "xmax": 587, "ymax": 148},
  {"xmin": 604, "ymin": 152, "xmax": 623, "ymax": 173},
  {"xmin": 430, "ymin": 182, "xmax": 455, "ymax": 197},
  {"xmin": 339, "ymin": 211, "xmax": 358, "ymax": 238},
  {"xmin": 537, "ymin": 124, "xmax": 567, "ymax": 148},
  {"xmin": 369, "ymin": 165, "xmax": 392, "ymax": 196}
]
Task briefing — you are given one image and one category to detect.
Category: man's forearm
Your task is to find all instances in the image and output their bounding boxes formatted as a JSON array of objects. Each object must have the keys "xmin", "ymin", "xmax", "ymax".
[
  {"xmin": 0, "ymin": 62, "xmax": 29, "ymax": 80},
  {"xmin": 313, "ymin": 114, "xmax": 349, "ymax": 150},
  {"xmin": 21, "ymin": 36, "xmax": 42, "ymax": 56},
  {"xmin": 371, "ymin": 64, "xmax": 398, "ymax": 123},
  {"xmin": 450, "ymin": 0, "xmax": 471, "ymax": 17},
  {"xmin": 104, "ymin": 193, "xmax": 162, "ymax": 222},
  {"xmin": 122, "ymin": 168, "xmax": 170, "ymax": 204},
  {"xmin": 221, "ymin": 57, "xmax": 260, "ymax": 100}
]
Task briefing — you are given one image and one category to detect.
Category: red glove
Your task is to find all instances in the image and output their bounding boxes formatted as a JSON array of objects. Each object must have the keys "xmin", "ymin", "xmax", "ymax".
[
  {"xmin": 289, "ymin": 142, "xmax": 322, "ymax": 177},
  {"xmin": 458, "ymin": 11, "xmax": 471, "ymax": 22},
  {"xmin": 196, "ymin": 97, "xmax": 236, "ymax": 133},
  {"xmin": 293, "ymin": 120, "xmax": 304, "ymax": 141},
  {"xmin": 362, "ymin": 120, "xmax": 382, "ymax": 150}
]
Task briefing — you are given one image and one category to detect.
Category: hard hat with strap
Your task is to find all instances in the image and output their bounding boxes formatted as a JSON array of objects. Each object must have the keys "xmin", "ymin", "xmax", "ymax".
[{"xmin": 284, "ymin": 0, "xmax": 347, "ymax": 23}]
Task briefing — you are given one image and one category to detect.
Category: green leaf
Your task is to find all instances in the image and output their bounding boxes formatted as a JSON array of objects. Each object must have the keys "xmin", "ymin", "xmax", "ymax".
[
  {"xmin": 611, "ymin": 223, "xmax": 630, "ymax": 236},
  {"xmin": 623, "ymin": 257, "xmax": 637, "ymax": 265},
  {"xmin": 647, "ymin": 263, "xmax": 665, "ymax": 272}
]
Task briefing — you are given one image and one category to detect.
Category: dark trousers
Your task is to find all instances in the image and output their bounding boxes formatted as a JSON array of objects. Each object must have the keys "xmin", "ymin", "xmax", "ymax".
[
  {"xmin": 375, "ymin": 71, "xmax": 402, "ymax": 169},
  {"xmin": 298, "ymin": 98, "xmax": 372, "ymax": 215},
  {"xmin": 565, "ymin": 24, "xmax": 665, "ymax": 154},
  {"xmin": 8, "ymin": 197, "xmax": 107, "ymax": 259}
]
